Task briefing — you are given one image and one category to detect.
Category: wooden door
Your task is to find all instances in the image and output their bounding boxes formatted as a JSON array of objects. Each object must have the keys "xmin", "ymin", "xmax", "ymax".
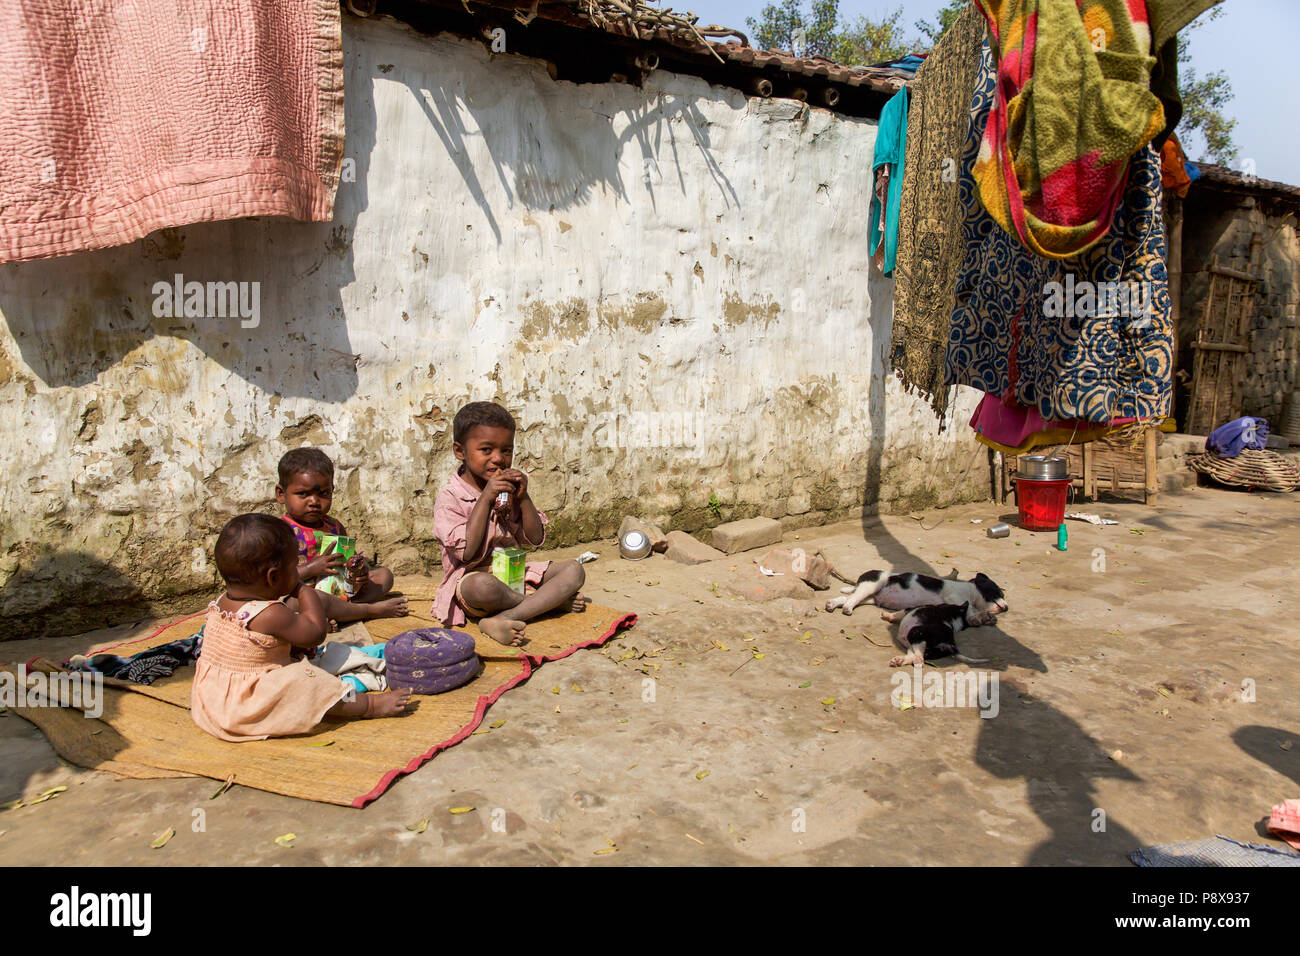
[{"xmin": 1187, "ymin": 257, "xmax": 1258, "ymax": 435}]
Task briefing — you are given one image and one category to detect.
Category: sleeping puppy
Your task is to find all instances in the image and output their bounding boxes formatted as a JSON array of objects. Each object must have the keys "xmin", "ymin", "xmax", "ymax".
[
  {"xmin": 825, "ymin": 569, "xmax": 1007, "ymax": 620},
  {"xmin": 888, "ymin": 603, "xmax": 990, "ymax": 667}
]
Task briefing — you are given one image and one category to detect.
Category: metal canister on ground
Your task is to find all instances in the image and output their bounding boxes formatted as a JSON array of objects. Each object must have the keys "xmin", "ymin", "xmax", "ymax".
[{"xmin": 986, "ymin": 523, "xmax": 1011, "ymax": 539}]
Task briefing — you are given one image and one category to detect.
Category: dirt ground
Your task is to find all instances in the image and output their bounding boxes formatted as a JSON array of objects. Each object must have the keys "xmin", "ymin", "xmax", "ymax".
[{"xmin": 2, "ymin": 483, "xmax": 1298, "ymax": 866}]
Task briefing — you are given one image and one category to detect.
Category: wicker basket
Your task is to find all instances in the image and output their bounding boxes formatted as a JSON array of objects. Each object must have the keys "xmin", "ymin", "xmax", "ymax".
[{"xmin": 1189, "ymin": 449, "xmax": 1300, "ymax": 493}]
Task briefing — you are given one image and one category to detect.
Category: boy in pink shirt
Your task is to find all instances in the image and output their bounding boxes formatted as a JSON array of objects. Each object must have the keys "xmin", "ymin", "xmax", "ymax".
[{"xmin": 433, "ymin": 402, "xmax": 586, "ymax": 648}]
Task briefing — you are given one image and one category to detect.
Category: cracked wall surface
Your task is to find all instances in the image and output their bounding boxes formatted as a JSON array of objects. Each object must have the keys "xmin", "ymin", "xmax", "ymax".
[{"xmin": 0, "ymin": 16, "xmax": 985, "ymax": 637}]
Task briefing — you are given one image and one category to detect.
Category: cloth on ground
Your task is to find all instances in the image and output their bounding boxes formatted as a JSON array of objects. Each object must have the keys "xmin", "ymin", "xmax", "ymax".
[
  {"xmin": 945, "ymin": 41, "xmax": 1173, "ymax": 424},
  {"xmin": 312, "ymin": 641, "xmax": 387, "ymax": 693},
  {"xmin": 0, "ymin": 1, "xmax": 345, "ymax": 263},
  {"xmin": 67, "ymin": 630, "xmax": 203, "ymax": 685},
  {"xmin": 868, "ymin": 87, "xmax": 909, "ymax": 277},
  {"xmin": 1206, "ymin": 416, "xmax": 1269, "ymax": 458},
  {"xmin": 970, "ymin": 0, "xmax": 1219, "ymax": 259},
  {"xmin": 1130, "ymin": 834, "xmax": 1300, "ymax": 867},
  {"xmin": 384, "ymin": 628, "xmax": 480, "ymax": 695},
  {"xmin": 890, "ymin": 2, "xmax": 989, "ymax": 419},
  {"xmin": 1268, "ymin": 799, "xmax": 1300, "ymax": 851}
]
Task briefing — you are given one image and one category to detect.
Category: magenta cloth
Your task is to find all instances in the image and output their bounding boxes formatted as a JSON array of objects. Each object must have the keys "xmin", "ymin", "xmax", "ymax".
[
  {"xmin": 971, "ymin": 391, "xmax": 1051, "ymax": 447},
  {"xmin": 970, "ymin": 390, "xmax": 1143, "ymax": 448},
  {"xmin": 432, "ymin": 469, "xmax": 549, "ymax": 627},
  {"xmin": 0, "ymin": 1, "xmax": 344, "ymax": 263}
]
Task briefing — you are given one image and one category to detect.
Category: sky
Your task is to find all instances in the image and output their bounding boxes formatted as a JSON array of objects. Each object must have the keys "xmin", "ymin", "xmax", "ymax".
[{"xmin": 671, "ymin": 0, "xmax": 1300, "ymax": 185}]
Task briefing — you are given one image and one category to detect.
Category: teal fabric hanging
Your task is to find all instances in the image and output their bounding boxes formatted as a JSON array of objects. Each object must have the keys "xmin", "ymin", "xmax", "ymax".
[{"xmin": 868, "ymin": 86, "xmax": 909, "ymax": 277}]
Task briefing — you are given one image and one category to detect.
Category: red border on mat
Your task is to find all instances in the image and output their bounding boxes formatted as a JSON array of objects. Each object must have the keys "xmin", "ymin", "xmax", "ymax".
[
  {"xmin": 21, "ymin": 608, "xmax": 636, "ymax": 810},
  {"xmin": 349, "ymin": 611, "xmax": 638, "ymax": 808}
]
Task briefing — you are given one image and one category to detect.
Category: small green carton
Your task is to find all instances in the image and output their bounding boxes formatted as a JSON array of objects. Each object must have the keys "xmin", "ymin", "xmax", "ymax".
[
  {"xmin": 314, "ymin": 533, "xmax": 357, "ymax": 595},
  {"xmin": 491, "ymin": 547, "xmax": 527, "ymax": 594}
]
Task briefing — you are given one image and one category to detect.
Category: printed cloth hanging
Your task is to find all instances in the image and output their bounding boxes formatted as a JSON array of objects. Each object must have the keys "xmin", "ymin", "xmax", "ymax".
[
  {"xmin": 890, "ymin": 1, "xmax": 989, "ymax": 420},
  {"xmin": 868, "ymin": 87, "xmax": 909, "ymax": 276},
  {"xmin": 970, "ymin": 0, "xmax": 1220, "ymax": 260},
  {"xmin": 946, "ymin": 41, "xmax": 1173, "ymax": 424}
]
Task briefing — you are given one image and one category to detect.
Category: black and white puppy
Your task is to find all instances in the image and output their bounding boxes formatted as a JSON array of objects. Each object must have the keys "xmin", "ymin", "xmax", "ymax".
[
  {"xmin": 825, "ymin": 570, "xmax": 1008, "ymax": 620},
  {"xmin": 888, "ymin": 603, "xmax": 990, "ymax": 667}
]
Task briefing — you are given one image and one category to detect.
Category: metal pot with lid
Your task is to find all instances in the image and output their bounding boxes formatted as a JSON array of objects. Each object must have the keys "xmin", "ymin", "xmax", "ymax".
[{"xmin": 1016, "ymin": 455, "xmax": 1068, "ymax": 481}]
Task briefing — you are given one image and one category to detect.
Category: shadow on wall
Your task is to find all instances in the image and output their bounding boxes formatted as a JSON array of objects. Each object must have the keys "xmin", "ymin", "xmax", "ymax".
[
  {"xmin": 859, "ymin": 266, "xmax": 899, "ymax": 561},
  {"xmin": 0, "ymin": 50, "xmax": 386, "ymax": 400},
  {"xmin": 396, "ymin": 64, "xmax": 738, "ymax": 240},
  {"xmin": 0, "ymin": 551, "xmax": 152, "ymax": 640}
]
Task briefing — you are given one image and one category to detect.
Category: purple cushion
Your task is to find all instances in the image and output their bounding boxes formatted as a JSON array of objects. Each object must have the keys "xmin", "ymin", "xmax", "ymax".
[
  {"xmin": 384, "ymin": 628, "xmax": 480, "ymax": 694},
  {"xmin": 386, "ymin": 655, "xmax": 482, "ymax": 695},
  {"xmin": 385, "ymin": 628, "xmax": 477, "ymax": 667}
]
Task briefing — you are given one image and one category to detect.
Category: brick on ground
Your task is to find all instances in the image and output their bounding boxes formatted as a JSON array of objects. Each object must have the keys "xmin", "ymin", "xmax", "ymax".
[
  {"xmin": 710, "ymin": 516, "xmax": 782, "ymax": 555},
  {"xmin": 664, "ymin": 530, "xmax": 725, "ymax": 565}
]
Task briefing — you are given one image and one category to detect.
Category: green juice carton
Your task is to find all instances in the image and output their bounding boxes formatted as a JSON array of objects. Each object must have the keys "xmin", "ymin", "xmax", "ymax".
[
  {"xmin": 492, "ymin": 547, "xmax": 527, "ymax": 594},
  {"xmin": 314, "ymin": 533, "xmax": 357, "ymax": 596}
]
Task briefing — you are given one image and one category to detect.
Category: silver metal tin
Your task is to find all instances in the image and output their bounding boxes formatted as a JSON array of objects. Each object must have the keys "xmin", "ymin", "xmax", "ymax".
[
  {"xmin": 619, "ymin": 530, "xmax": 652, "ymax": 560},
  {"xmin": 1016, "ymin": 455, "xmax": 1068, "ymax": 480},
  {"xmin": 986, "ymin": 523, "xmax": 1011, "ymax": 538}
]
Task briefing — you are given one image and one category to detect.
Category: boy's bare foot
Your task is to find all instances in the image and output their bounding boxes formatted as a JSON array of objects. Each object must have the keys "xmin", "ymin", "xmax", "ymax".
[
  {"xmin": 366, "ymin": 687, "xmax": 413, "ymax": 717},
  {"xmin": 479, "ymin": 616, "xmax": 528, "ymax": 648},
  {"xmin": 570, "ymin": 594, "xmax": 589, "ymax": 612},
  {"xmin": 366, "ymin": 596, "xmax": 408, "ymax": 619}
]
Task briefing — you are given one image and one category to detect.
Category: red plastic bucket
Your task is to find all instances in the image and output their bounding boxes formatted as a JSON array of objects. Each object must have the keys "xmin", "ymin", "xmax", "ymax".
[{"xmin": 1014, "ymin": 477, "xmax": 1072, "ymax": 531}]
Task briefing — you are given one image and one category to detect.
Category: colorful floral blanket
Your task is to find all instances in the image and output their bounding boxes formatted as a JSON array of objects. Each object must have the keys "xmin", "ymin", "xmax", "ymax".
[
  {"xmin": 971, "ymin": 0, "xmax": 1218, "ymax": 259},
  {"xmin": 946, "ymin": 42, "xmax": 1172, "ymax": 424}
]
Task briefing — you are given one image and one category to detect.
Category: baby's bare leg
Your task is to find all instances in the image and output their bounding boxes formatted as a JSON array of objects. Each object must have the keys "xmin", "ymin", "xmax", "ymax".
[
  {"xmin": 351, "ymin": 566, "xmax": 394, "ymax": 603},
  {"xmin": 313, "ymin": 589, "xmax": 408, "ymax": 623},
  {"xmin": 327, "ymin": 687, "xmax": 412, "ymax": 718}
]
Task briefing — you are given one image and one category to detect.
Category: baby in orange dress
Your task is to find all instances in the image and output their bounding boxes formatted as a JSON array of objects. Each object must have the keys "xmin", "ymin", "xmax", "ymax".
[{"xmin": 191, "ymin": 513, "xmax": 411, "ymax": 742}]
